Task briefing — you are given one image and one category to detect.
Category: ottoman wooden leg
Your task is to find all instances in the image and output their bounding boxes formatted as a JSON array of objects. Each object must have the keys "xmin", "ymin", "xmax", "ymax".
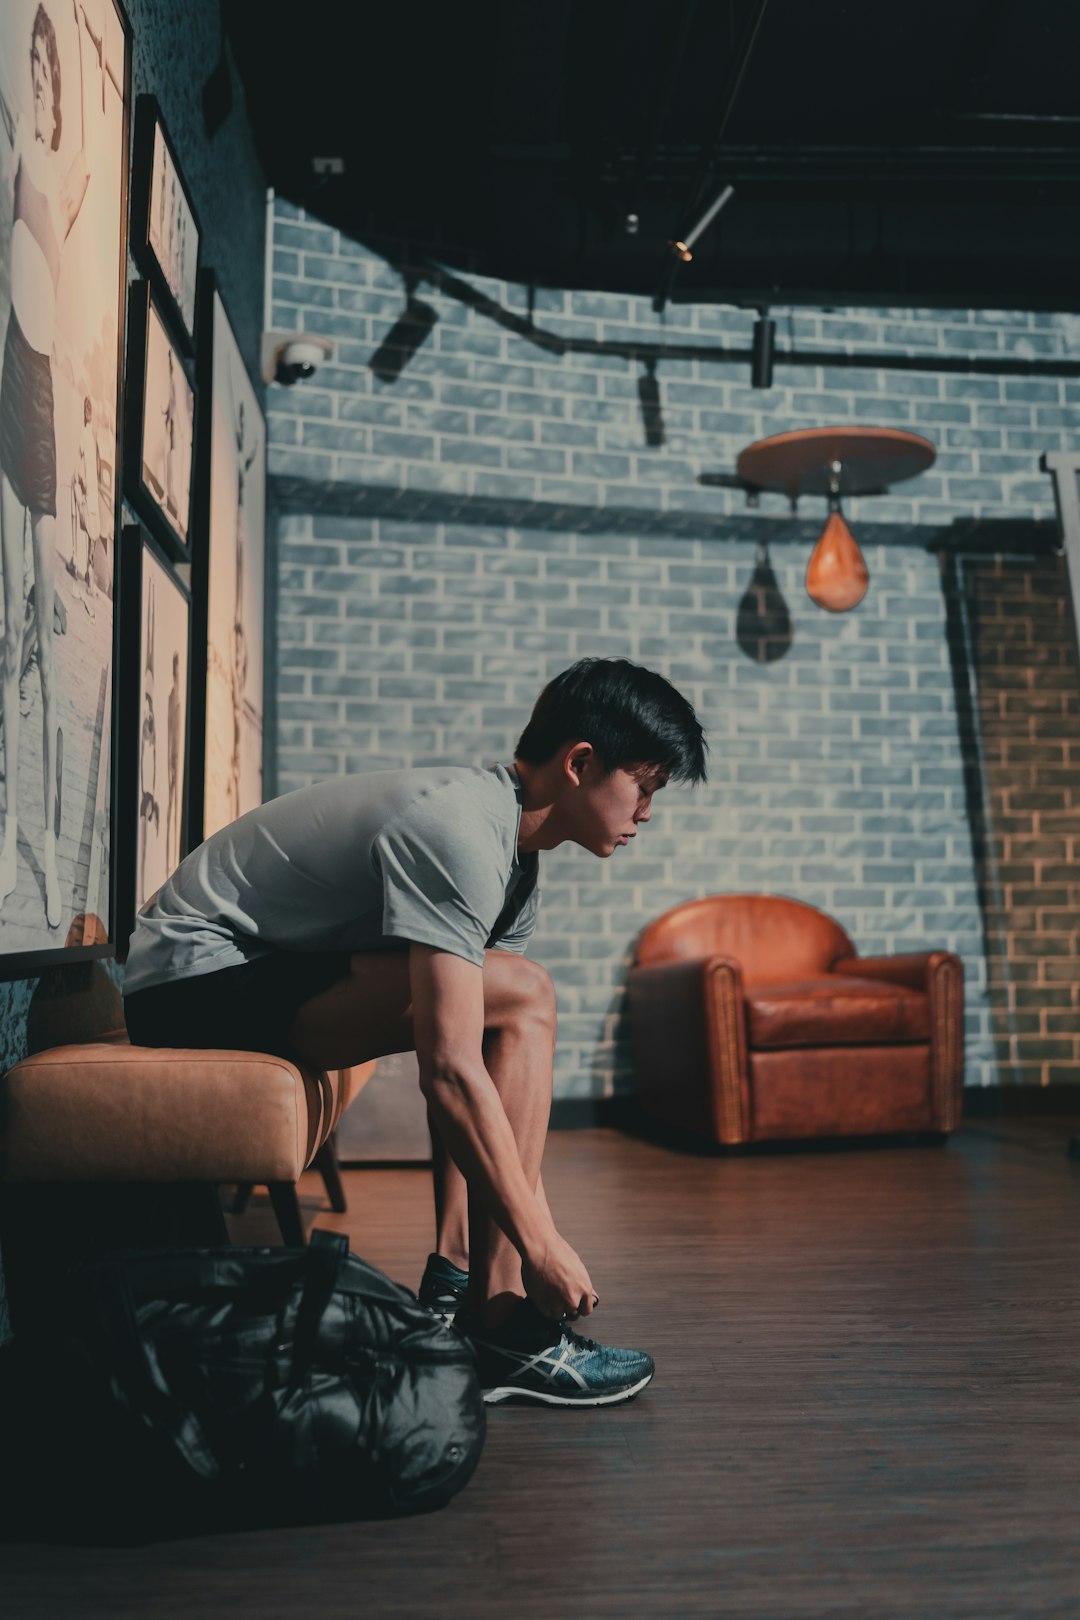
[
  {"xmin": 268, "ymin": 1182, "xmax": 306, "ymax": 1246},
  {"xmin": 313, "ymin": 1133, "xmax": 347, "ymax": 1214},
  {"xmin": 231, "ymin": 1145, "xmax": 344, "ymax": 1240}
]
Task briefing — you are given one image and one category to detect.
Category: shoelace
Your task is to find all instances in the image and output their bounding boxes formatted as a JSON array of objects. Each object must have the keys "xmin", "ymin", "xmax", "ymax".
[{"xmin": 561, "ymin": 1324, "xmax": 600, "ymax": 1353}]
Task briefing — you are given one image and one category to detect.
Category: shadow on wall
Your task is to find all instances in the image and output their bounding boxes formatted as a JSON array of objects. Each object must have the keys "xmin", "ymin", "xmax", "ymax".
[
  {"xmin": 368, "ymin": 283, "xmax": 439, "ymax": 385},
  {"xmin": 583, "ymin": 950, "xmax": 638, "ymax": 1103},
  {"xmin": 637, "ymin": 360, "xmax": 665, "ymax": 449},
  {"xmin": 736, "ymin": 542, "xmax": 794, "ymax": 664}
]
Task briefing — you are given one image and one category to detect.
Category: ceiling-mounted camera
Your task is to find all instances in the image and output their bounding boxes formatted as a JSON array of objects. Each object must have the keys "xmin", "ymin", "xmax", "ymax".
[{"xmin": 260, "ymin": 330, "xmax": 333, "ymax": 386}]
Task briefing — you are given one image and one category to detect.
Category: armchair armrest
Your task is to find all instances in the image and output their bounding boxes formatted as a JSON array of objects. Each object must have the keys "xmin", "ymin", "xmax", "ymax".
[
  {"xmin": 833, "ymin": 951, "xmax": 965, "ymax": 1129},
  {"xmin": 832, "ymin": 951, "xmax": 955, "ymax": 992},
  {"xmin": 626, "ymin": 955, "xmax": 750, "ymax": 1143}
]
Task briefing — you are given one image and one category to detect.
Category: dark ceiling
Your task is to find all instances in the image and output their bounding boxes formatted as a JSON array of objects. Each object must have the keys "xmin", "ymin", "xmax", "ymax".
[{"xmin": 223, "ymin": 0, "xmax": 1080, "ymax": 312}]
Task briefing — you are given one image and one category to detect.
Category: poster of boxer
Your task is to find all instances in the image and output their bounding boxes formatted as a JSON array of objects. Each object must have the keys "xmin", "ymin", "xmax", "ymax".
[{"xmin": 0, "ymin": 0, "xmax": 129, "ymax": 973}]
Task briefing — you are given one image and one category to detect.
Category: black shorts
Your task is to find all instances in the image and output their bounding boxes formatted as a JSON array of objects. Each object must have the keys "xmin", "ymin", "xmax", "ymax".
[
  {"xmin": 123, "ymin": 949, "xmax": 352, "ymax": 1065},
  {"xmin": 0, "ymin": 309, "xmax": 57, "ymax": 517}
]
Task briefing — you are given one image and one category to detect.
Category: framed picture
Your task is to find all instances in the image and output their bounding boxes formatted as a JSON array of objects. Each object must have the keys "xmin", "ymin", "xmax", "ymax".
[
  {"xmin": 130, "ymin": 94, "xmax": 200, "ymax": 350},
  {"xmin": 114, "ymin": 526, "xmax": 189, "ymax": 956},
  {"xmin": 123, "ymin": 281, "xmax": 195, "ymax": 561},
  {"xmin": 0, "ymin": 0, "xmax": 131, "ymax": 977},
  {"xmin": 189, "ymin": 270, "xmax": 266, "ymax": 845}
]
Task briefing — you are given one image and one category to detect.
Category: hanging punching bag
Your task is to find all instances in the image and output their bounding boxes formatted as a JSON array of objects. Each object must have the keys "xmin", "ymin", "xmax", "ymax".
[{"xmin": 805, "ymin": 509, "xmax": 869, "ymax": 613}]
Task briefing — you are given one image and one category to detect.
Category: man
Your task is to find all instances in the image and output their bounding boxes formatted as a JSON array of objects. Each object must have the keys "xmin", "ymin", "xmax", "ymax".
[{"xmin": 123, "ymin": 657, "xmax": 708, "ymax": 1406}]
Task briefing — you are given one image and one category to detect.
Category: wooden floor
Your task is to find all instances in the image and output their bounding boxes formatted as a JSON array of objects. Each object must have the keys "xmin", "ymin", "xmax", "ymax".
[{"xmin": 3, "ymin": 1118, "xmax": 1080, "ymax": 1618}]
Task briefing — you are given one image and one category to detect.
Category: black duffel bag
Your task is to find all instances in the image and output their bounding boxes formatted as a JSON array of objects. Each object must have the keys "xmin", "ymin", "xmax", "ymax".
[{"xmin": 2, "ymin": 1229, "xmax": 485, "ymax": 1536}]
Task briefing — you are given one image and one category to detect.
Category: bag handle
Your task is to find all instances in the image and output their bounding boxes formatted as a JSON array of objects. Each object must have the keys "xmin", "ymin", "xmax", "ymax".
[
  {"xmin": 91, "ymin": 1263, "xmax": 220, "ymax": 1481},
  {"xmin": 288, "ymin": 1228, "xmax": 350, "ymax": 1389}
]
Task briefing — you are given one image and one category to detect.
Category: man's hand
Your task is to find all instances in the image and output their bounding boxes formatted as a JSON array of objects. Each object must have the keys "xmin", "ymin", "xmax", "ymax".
[{"xmin": 521, "ymin": 1231, "xmax": 598, "ymax": 1322}]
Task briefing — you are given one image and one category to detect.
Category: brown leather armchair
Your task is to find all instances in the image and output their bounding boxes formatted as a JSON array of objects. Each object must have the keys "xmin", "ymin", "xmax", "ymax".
[{"xmin": 626, "ymin": 893, "xmax": 964, "ymax": 1144}]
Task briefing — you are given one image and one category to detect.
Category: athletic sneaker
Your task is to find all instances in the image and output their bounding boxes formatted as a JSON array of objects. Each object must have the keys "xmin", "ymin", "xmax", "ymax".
[
  {"xmin": 417, "ymin": 1252, "xmax": 469, "ymax": 1325},
  {"xmin": 459, "ymin": 1297, "xmax": 655, "ymax": 1406}
]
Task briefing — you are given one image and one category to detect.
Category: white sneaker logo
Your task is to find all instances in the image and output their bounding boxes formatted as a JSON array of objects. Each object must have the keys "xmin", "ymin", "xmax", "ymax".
[{"xmin": 473, "ymin": 1333, "xmax": 592, "ymax": 1391}]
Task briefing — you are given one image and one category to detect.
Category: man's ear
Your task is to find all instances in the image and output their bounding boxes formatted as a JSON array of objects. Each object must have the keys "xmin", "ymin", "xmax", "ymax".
[{"xmin": 563, "ymin": 742, "xmax": 596, "ymax": 786}]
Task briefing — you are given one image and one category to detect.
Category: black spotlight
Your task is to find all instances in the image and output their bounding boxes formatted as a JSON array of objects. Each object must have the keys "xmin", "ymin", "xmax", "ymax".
[{"xmin": 751, "ymin": 310, "xmax": 775, "ymax": 390}]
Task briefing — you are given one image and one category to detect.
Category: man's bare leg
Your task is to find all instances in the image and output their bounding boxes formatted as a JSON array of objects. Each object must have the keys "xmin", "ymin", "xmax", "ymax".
[
  {"xmin": 431, "ymin": 1112, "xmax": 554, "ymax": 1278},
  {"xmin": 427, "ymin": 1108, "xmax": 468, "ymax": 1270},
  {"xmin": 290, "ymin": 948, "xmax": 556, "ymax": 1327},
  {"xmin": 463, "ymin": 996, "xmax": 556, "ymax": 1327}
]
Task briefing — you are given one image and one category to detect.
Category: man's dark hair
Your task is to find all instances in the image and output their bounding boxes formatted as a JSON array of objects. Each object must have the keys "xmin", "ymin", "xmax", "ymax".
[{"xmin": 515, "ymin": 657, "xmax": 708, "ymax": 785}]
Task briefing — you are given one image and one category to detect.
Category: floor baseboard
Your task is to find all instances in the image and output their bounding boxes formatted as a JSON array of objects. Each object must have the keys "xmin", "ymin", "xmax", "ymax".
[
  {"xmin": 959, "ymin": 1083, "xmax": 1080, "ymax": 1117},
  {"xmin": 549, "ymin": 1085, "xmax": 1080, "ymax": 1131}
]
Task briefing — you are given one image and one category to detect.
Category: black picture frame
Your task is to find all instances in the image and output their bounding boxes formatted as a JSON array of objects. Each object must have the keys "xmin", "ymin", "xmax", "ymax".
[
  {"xmin": 0, "ymin": 0, "xmax": 132, "ymax": 979},
  {"xmin": 188, "ymin": 269, "xmax": 266, "ymax": 846},
  {"xmin": 123, "ymin": 280, "xmax": 196, "ymax": 563},
  {"xmin": 114, "ymin": 525, "xmax": 191, "ymax": 959},
  {"xmin": 130, "ymin": 93, "xmax": 201, "ymax": 351}
]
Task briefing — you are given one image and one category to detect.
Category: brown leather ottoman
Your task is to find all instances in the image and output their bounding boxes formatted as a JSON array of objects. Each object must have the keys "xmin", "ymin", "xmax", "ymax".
[{"xmin": 0, "ymin": 1040, "xmax": 370, "ymax": 1336}]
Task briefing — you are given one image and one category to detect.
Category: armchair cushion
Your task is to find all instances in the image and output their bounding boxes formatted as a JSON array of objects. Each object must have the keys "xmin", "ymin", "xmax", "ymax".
[{"xmin": 746, "ymin": 974, "xmax": 930, "ymax": 1049}]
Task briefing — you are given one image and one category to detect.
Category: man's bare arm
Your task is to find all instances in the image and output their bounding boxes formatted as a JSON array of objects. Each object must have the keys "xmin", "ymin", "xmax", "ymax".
[{"xmin": 409, "ymin": 942, "xmax": 596, "ymax": 1318}]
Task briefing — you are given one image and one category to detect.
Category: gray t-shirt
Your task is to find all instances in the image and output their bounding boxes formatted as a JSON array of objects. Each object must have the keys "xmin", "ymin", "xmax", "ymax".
[{"xmin": 122, "ymin": 762, "xmax": 540, "ymax": 994}]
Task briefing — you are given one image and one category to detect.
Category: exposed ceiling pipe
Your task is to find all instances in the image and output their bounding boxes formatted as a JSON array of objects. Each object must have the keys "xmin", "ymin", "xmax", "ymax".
[{"xmin": 382, "ymin": 249, "xmax": 1080, "ymax": 379}]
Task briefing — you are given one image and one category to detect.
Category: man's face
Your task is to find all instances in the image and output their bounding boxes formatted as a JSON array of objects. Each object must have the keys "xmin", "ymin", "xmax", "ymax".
[{"xmin": 572, "ymin": 757, "xmax": 668, "ymax": 858}]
